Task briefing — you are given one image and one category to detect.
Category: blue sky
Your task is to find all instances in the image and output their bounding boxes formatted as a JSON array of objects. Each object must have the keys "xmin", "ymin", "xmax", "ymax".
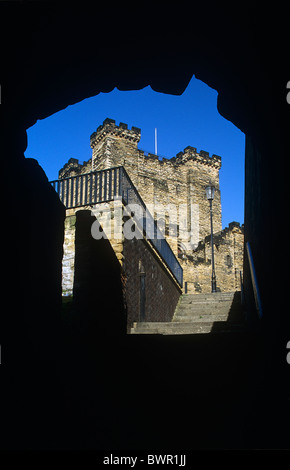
[{"xmin": 25, "ymin": 76, "xmax": 245, "ymax": 228}]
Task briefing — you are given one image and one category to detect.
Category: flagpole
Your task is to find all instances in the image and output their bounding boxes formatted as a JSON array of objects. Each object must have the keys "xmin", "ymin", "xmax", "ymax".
[{"xmin": 155, "ymin": 127, "xmax": 157, "ymax": 155}]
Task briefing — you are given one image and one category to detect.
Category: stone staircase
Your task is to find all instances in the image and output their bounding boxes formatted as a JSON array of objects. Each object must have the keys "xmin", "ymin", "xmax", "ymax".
[{"xmin": 130, "ymin": 291, "xmax": 246, "ymax": 335}]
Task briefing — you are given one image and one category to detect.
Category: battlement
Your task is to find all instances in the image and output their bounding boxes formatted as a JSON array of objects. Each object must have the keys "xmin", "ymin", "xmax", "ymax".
[
  {"xmin": 137, "ymin": 146, "xmax": 221, "ymax": 169},
  {"xmin": 90, "ymin": 118, "xmax": 221, "ymax": 170},
  {"xmin": 58, "ymin": 157, "xmax": 83, "ymax": 178},
  {"xmin": 90, "ymin": 118, "xmax": 141, "ymax": 148},
  {"xmin": 202, "ymin": 222, "xmax": 244, "ymax": 249},
  {"xmin": 180, "ymin": 221, "xmax": 243, "ymax": 267},
  {"xmin": 171, "ymin": 146, "xmax": 221, "ymax": 169}
]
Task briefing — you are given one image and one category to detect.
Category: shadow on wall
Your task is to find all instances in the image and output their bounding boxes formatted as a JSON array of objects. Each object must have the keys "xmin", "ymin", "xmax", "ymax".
[{"xmin": 69, "ymin": 210, "xmax": 126, "ymax": 338}]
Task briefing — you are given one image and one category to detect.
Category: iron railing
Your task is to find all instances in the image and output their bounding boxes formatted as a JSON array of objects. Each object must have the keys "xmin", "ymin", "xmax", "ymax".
[
  {"xmin": 50, "ymin": 166, "xmax": 122, "ymax": 208},
  {"xmin": 50, "ymin": 166, "xmax": 183, "ymax": 287}
]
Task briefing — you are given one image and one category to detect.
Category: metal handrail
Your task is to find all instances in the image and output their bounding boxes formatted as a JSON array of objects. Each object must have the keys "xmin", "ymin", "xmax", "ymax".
[
  {"xmin": 120, "ymin": 167, "xmax": 183, "ymax": 286},
  {"xmin": 50, "ymin": 166, "xmax": 123, "ymax": 208},
  {"xmin": 50, "ymin": 166, "xmax": 183, "ymax": 287},
  {"xmin": 246, "ymin": 242, "xmax": 263, "ymax": 319}
]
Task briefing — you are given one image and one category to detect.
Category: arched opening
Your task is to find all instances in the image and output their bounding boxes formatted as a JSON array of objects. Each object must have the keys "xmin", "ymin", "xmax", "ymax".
[
  {"xmin": 25, "ymin": 80, "xmax": 245, "ymax": 230},
  {"xmin": 24, "ymin": 78, "xmax": 245, "ymax": 314},
  {"xmin": 1, "ymin": 2, "xmax": 287, "ymax": 451}
]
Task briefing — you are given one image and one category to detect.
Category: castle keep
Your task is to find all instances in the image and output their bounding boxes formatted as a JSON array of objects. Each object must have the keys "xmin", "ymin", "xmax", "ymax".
[{"xmin": 56, "ymin": 118, "xmax": 244, "ymax": 329}]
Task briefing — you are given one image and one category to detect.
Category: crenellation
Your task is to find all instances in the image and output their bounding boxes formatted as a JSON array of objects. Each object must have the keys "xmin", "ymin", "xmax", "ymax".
[
  {"xmin": 172, "ymin": 147, "xmax": 222, "ymax": 169},
  {"xmin": 131, "ymin": 126, "xmax": 141, "ymax": 135},
  {"xmin": 59, "ymin": 157, "xmax": 83, "ymax": 178},
  {"xmin": 90, "ymin": 118, "xmax": 141, "ymax": 150},
  {"xmin": 184, "ymin": 145, "xmax": 197, "ymax": 154}
]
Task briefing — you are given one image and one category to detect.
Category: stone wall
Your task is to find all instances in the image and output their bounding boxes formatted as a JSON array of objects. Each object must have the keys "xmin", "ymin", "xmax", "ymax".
[
  {"xmin": 96, "ymin": 201, "xmax": 182, "ymax": 329},
  {"xmin": 181, "ymin": 222, "xmax": 244, "ymax": 293},
  {"xmin": 123, "ymin": 236, "xmax": 182, "ymax": 331},
  {"xmin": 62, "ymin": 210, "xmax": 76, "ymax": 296}
]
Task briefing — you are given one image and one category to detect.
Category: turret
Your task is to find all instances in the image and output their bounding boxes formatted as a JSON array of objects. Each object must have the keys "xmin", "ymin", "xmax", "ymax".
[{"xmin": 90, "ymin": 118, "xmax": 141, "ymax": 170}]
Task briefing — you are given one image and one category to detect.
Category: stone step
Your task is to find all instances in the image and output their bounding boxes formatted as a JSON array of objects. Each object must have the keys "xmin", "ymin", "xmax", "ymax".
[
  {"xmin": 172, "ymin": 313, "xmax": 244, "ymax": 322},
  {"xmin": 182, "ymin": 292, "xmax": 235, "ymax": 301},
  {"xmin": 131, "ymin": 321, "xmax": 246, "ymax": 335},
  {"xmin": 180, "ymin": 292, "xmax": 237, "ymax": 301},
  {"xmin": 174, "ymin": 292, "xmax": 242, "ymax": 318},
  {"xmin": 174, "ymin": 306, "xmax": 242, "ymax": 317},
  {"xmin": 177, "ymin": 303, "xmax": 239, "ymax": 310},
  {"xmin": 130, "ymin": 291, "xmax": 245, "ymax": 335},
  {"xmin": 179, "ymin": 297, "xmax": 238, "ymax": 305},
  {"xmin": 133, "ymin": 322, "xmax": 176, "ymax": 328},
  {"xmin": 132, "ymin": 320, "xmax": 245, "ymax": 329},
  {"xmin": 178, "ymin": 303, "xmax": 235, "ymax": 309},
  {"xmin": 175, "ymin": 304, "xmax": 240, "ymax": 313},
  {"xmin": 178, "ymin": 305, "xmax": 235, "ymax": 312}
]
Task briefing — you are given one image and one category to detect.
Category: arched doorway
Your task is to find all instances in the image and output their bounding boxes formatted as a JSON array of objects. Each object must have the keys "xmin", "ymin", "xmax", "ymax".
[{"xmin": 1, "ymin": 2, "xmax": 287, "ymax": 450}]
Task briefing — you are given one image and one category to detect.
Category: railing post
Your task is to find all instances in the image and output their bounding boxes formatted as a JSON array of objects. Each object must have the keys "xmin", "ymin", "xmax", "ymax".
[
  {"xmin": 65, "ymin": 178, "xmax": 69, "ymax": 208},
  {"xmin": 119, "ymin": 167, "xmax": 123, "ymax": 201},
  {"xmin": 75, "ymin": 175, "xmax": 79, "ymax": 207},
  {"xmin": 114, "ymin": 168, "xmax": 117, "ymax": 197},
  {"xmin": 70, "ymin": 177, "xmax": 74, "ymax": 208},
  {"xmin": 93, "ymin": 172, "xmax": 97, "ymax": 204},
  {"xmin": 103, "ymin": 170, "xmax": 107, "ymax": 200},
  {"xmin": 79, "ymin": 175, "xmax": 83, "ymax": 205},
  {"xmin": 89, "ymin": 172, "xmax": 93, "ymax": 205},
  {"xmin": 108, "ymin": 168, "xmax": 112, "ymax": 200},
  {"xmin": 84, "ymin": 174, "xmax": 88, "ymax": 205}
]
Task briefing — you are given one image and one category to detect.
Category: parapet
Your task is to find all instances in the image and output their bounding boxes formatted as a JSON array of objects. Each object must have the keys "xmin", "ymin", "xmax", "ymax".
[
  {"xmin": 90, "ymin": 118, "xmax": 141, "ymax": 148},
  {"xmin": 59, "ymin": 157, "xmax": 82, "ymax": 178},
  {"xmin": 90, "ymin": 118, "xmax": 221, "ymax": 169},
  {"xmin": 172, "ymin": 146, "xmax": 222, "ymax": 169},
  {"xmin": 203, "ymin": 221, "xmax": 244, "ymax": 246}
]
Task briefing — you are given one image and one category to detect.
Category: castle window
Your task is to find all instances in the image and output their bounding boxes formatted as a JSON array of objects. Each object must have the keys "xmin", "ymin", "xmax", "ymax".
[{"xmin": 226, "ymin": 254, "xmax": 232, "ymax": 268}]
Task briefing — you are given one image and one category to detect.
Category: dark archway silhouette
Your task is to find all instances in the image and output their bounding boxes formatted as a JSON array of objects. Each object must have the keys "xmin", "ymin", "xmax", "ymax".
[
  {"xmin": 72, "ymin": 210, "xmax": 126, "ymax": 337},
  {"xmin": 0, "ymin": 2, "xmax": 288, "ymax": 449}
]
